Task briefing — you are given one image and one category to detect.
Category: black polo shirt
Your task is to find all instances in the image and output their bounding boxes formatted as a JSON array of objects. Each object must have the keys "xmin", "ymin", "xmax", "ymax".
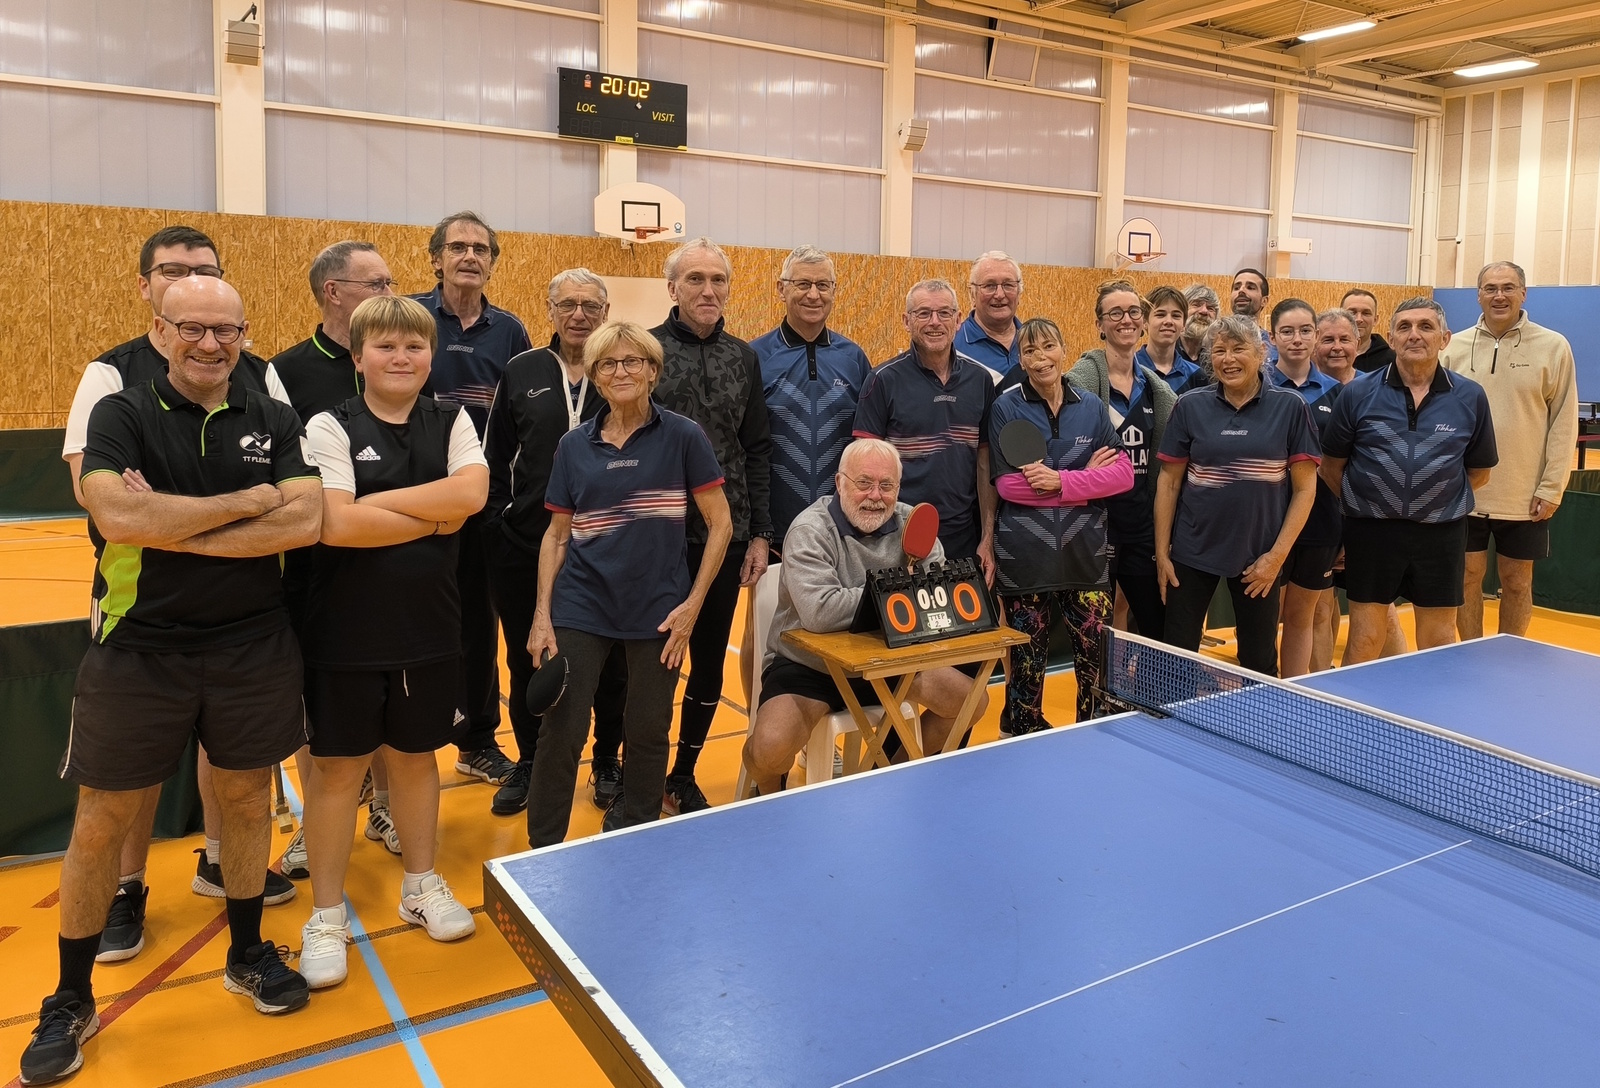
[
  {"xmin": 269, "ymin": 326, "xmax": 361, "ymax": 423},
  {"xmin": 1354, "ymin": 333, "xmax": 1397, "ymax": 374},
  {"xmin": 1158, "ymin": 382, "xmax": 1320, "ymax": 577},
  {"xmin": 1321, "ymin": 363, "xmax": 1497, "ymax": 524},
  {"xmin": 79, "ymin": 371, "xmax": 318, "ymax": 651},
  {"xmin": 853, "ymin": 347, "xmax": 997, "ymax": 560},
  {"xmin": 413, "ymin": 285, "xmax": 532, "ymax": 433},
  {"xmin": 483, "ymin": 339, "xmax": 607, "ymax": 552}
]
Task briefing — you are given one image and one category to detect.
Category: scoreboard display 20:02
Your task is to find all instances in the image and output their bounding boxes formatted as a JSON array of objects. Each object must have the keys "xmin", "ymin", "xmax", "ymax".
[{"xmin": 557, "ymin": 67, "xmax": 688, "ymax": 150}]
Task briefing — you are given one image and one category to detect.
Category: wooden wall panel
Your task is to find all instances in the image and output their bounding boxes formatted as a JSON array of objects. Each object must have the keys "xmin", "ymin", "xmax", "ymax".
[{"xmin": 1, "ymin": 199, "xmax": 1430, "ymax": 428}]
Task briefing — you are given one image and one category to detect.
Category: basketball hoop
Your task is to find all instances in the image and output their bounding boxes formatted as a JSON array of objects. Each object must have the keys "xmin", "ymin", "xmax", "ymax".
[
  {"xmin": 1113, "ymin": 216, "xmax": 1165, "ymax": 272},
  {"xmin": 1126, "ymin": 250, "xmax": 1166, "ymax": 264},
  {"xmin": 632, "ymin": 225, "xmax": 669, "ymax": 241}
]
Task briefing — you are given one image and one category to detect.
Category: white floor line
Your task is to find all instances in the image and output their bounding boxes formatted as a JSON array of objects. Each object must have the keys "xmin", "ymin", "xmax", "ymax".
[{"xmin": 826, "ymin": 838, "xmax": 1474, "ymax": 1088}]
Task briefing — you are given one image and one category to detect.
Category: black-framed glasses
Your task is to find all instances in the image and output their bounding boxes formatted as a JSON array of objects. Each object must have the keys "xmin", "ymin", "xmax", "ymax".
[
  {"xmin": 160, "ymin": 316, "xmax": 245, "ymax": 345},
  {"xmin": 1100, "ymin": 307, "xmax": 1143, "ymax": 323},
  {"xmin": 327, "ymin": 276, "xmax": 396, "ymax": 292},
  {"xmin": 596, "ymin": 355, "xmax": 649, "ymax": 375},
  {"xmin": 553, "ymin": 299, "xmax": 607, "ymax": 317},
  {"xmin": 781, "ymin": 278, "xmax": 835, "ymax": 294},
  {"xmin": 443, "ymin": 241, "xmax": 493, "ymax": 259},
  {"xmin": 142, "ymin": 262, "xmax": 224, "ymax": 281}
]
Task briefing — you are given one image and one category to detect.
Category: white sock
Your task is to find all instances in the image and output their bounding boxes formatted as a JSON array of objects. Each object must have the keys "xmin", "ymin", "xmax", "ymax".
[
  {"xmin": 372, "ymin": 789, "xmax": 390, "ymax": 811},
  {"xmin": 205, "ymin": 838, "xmax": 221, "ymax": 864},
  {"xmin": 309, "ymin": 904, "xmax": 346, "ymax": 927},
  {"xmin": 401, "ymin": 870, "xmax": 433, "ymax": 898},
  {"xmin": 120, "ymin": 869, "xmax": 146, "ymax": 888}
]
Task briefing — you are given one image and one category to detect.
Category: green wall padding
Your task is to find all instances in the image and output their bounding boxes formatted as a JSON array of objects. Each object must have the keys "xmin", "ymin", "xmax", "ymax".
[
  {"xmin": 0, "ymin": 620, "xmax": 201, "ymax": 857},
  {"xmin": 1483, "ymin": 470, "xmax": 1600, "ymax": 618},
  {"xmin": 0, "ymin": 429, "xmax": 80, "ymax": 519}
]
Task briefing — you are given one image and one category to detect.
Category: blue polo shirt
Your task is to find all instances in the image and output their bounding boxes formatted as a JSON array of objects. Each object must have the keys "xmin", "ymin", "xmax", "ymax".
[
  {"xmin": 1158, "ymin": 383, "xmax": 1320, "ymax": 577},
  {"xmin": 749, "ymin": 320, "xmax": 872, "ymax": 547},
  {"xmin": 1265, "ymin": 361, "xmax": 1341, "ymax": 409},
  {"xmin": 957, "ymin": 312, "xmax": 1021, "ymax": 378},
  {"xmin": 544, "ymin": 403, "xmax": 725, "ymax": 639},
  {"xmin": 413, "ymin": 285, "xmax": 532, "ymax": 432},
  {"xmin": 1320, "ymin": 363, "xmax": 1497, "ymax": 524},
  {"xmin": 1136, "ymin": 347, "xmax": 1204, "ymax": 396},
  {"xmin": 1256, "ymin": 324, "xmax": 1279, "ymax": 364},
  {"xmin": 990, "ymin": 380, "xmax": 1124, "ymax": 594},
  {"xmin": 853, "ymin": 347, "xmax": 997, "ymax": 561}
]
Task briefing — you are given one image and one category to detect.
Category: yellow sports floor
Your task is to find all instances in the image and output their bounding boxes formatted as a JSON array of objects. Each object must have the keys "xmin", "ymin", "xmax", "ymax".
[{"xmin": 3, "ymin": 516, "xmax": 1599, "ymax": 1087}]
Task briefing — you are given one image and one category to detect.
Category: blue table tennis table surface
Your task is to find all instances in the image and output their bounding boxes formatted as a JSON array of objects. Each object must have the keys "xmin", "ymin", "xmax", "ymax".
[{"xmin": 487, "ymin": 636, "xmax": 1600, "ymax": 1087}]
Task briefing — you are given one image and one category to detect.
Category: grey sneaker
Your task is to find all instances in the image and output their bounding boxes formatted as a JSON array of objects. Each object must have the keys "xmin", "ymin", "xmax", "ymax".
[
  {"xmin": 454, "ymin": 747, "xmax": 518, "ymax": 785},
  {"xmin": 281, "ymin": 828, "xmax": 309, "ymax": 880},
  {"xmin": 365, "ymin": 802, "xmax": 402, "ymax": 855}
]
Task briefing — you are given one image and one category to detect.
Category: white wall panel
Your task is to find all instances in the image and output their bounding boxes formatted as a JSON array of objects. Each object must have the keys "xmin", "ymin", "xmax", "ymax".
[
  {"xmin": 1299, "ymin": 95, "xmax": 1414, "ymax": 149},
  {"xmin": 914, "ymin": 75, "xmax": 1097, "ymax": 191},
  {"xmin": 265, "ymin": 111, "xmax": 596, "ymax": 233},
  {"xmin": 1034, "ymin": 40, "xmax": 1100, "ymax": 96},
  {"xmin": 913, "ymin": 2, "xmax": 988, "ymax": 79},
  {"xmin": 1123, "ymin": 200, "xmax": 1267, "ymax": 277},
  {"xmin": 639, "ymin": 0, "xmax": 881, "ymax": 62},
  {"xmin": 1294, "ymin": 136, "xmax": 1412, "ymax": 224},
  {"xmin": 638, "ymin": 151, "xmax": 880, "ymax": 255},
  {"xmin": 264, "ymin": 0, "xmax": 597, "ymax": 131},
  {"xmin": 1125, "ymin": 108, "xmax": 1271, "ymax": 209},
  {"xmin": 0, "ymin": 83, "xmax": 215, "ymax": 208},
  {"xmin": 912, "ymin": 179, "xmax": 1095, "ymax": 267},
  {"xmin": 1128, "ymin": 65, "xmax": 1272, "ymax": 124},
  {"xmin": 0, "ymin": 0, "xmax": 214, "ymax": 94},
  {"xmin": 639, "ymin": 32, "xmax": 882, "ymax": 168},
  {"xmin": 1289, "ymin": 218, "xmax": 1410, "ymax": 284}
]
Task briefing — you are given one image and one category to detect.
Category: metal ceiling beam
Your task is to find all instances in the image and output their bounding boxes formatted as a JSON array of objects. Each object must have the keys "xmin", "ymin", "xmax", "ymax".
[
  {"xmin": 1115, "ymin": 0, "xmax": 1278, "ymax": 35},
  {"xmin": 1291, "ymin": 0, "xmax": 1600, "ymax": 67}
]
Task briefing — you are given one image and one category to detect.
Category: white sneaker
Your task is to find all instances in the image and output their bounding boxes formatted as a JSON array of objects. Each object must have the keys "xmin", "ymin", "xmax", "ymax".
[
  {"xmin": 282, "ymin": 828, "xmax": 309, "ymax": 880},
  {"xmin": 398, "ymin": 874, "xmax": 476, "ymax": 942},
  {"xmin": 299, "ymin": 911, "xmax": 350, "ymax": 989},
  {"xmin": 365, "ymin": 803, "xmax": 401, "ymax": 855}
]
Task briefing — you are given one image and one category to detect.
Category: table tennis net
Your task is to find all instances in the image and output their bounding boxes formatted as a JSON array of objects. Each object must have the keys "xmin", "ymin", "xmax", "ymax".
[{"xmin": 1101, "ymin": 632, "xmax": 1600, "ymax": 879}]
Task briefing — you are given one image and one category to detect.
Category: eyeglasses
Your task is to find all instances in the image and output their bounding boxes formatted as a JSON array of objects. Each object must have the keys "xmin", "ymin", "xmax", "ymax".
[
  {"xmin": 971, "ymin": 280, "xmax": 1020, "ymax": 295},
  {"xmin": 1100, "ymin": 307, "xmax": 1144, "ymax": 323},
  {"xmin": 160, "ymin": 317, "xmax": 245, "ymax": 345},
  {"xmin": 142, "ymin": 262, "xmax": 224, "ymax": 281},
  {"xmin": 845, "ymin": 476, "xmax": 898, "ymax": 495},
  {"xmin": 1478, "ymin": 284, "xmax": 1523, "ymax": 297},
  {"xmin": 782, "ymin": 278, "xmax": 835, "ymax": 294},
  {"xmin": 908, "ymin": 307, "xmax": 959, "ymax": 323},
  {"xmin": 327, "ymin": 277, "xmax": 396, "ymax": 292},
  {"xmin": 596, "ymin": 355, "xmax": 649, "ymax": 375},
  {"xmin": 553, "ymin": 299, "xmax": 607, "ymax": 317},
  {"xmin": 442, "ymin": 241, "xmax": 493, "ymax": 259}
]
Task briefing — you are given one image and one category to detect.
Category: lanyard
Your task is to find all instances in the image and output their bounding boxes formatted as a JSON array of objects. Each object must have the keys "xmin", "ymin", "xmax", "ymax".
[{"xmin": 564, "ymin": 373, "xmax": 589, "ymax": 432}]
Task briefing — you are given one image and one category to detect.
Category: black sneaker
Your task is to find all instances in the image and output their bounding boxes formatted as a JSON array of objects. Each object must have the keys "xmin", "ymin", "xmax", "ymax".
[
  {"xmin": 192, "ymin": 849, "xmax": 297, "ymax": 906},
  {"xmin": 19, "ymin": 991, "xmax": 98, "ymax": 1085},
  {"xmin": 998, "ymin": 714, "xmax": 1053, "ymax": 739},
  {"xmin": 223, "ymin": 941, "xmax": 310, "ymax": 1014},
  {"xmin": 491, "ymin": 761, "xmax": 531, "ymax": 816},
  {"xmin": 661, "ymin": 773, "xmax": 710, "ymax": 816},
  {"xmin": 96, "ymin": 880, "xmax": 148, "ymax": 963},
  {"xmin": 590, "ymin": 760, "xmax": 623, "ymax": 810},
  {"xmin": 601, "ymin": 791, "xmax": 629, "ymax": 833},
  {"xmin": 454, "ymin": 746, "xmax": 518, "ymax": 785}
]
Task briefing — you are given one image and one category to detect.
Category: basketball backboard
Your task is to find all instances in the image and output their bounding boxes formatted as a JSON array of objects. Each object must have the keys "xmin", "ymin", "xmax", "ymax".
[
  {"xmin": 1113, "ymin": 216, "xmax": 1165, "ymax": 271},
  {"xmin": 595, "ymin": 182, "xmax": 687, "ymax": 244}
]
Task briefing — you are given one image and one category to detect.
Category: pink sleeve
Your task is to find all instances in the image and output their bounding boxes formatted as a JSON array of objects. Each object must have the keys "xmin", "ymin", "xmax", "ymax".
[
  {"xmin": 1057, "ymin": 451, "xmax": 1135, "ymax": 504},
  {"xmin": 996, "ymin": 472, "xmax": 1062, "ymax": 507}
]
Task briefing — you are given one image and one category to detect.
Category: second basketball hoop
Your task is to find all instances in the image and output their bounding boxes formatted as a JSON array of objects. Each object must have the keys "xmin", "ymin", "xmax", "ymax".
[
  {"xmin": 594, "ymin": 182, "xmax": 687, "ymax": 248},
  {"xmin": 1113, "ymin": 216, "xmax": 1166, "ymax": 271}
]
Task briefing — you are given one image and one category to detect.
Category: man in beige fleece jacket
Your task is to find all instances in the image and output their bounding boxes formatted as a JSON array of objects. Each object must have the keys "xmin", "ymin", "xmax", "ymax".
[{"xmin": 1441, "ymin": 261, "xmax": 1579, "ymax": 639}]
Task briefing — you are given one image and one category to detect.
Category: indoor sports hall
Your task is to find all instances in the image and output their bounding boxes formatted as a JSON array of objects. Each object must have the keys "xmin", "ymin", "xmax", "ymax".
[{"xmin": 3, "ymin": 1, "xmax": 1600, "ymax": 1085}]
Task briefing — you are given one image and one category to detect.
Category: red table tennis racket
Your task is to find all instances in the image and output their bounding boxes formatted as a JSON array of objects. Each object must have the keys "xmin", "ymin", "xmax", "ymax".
[{"xmin": 902, "ymin": 502, "xmax": 939, "ymax": 569}]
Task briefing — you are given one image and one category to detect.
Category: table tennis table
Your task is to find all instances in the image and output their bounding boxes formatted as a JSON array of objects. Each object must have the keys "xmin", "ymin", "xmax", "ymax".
[{"xmin": 485, "ymin": 632, "xmax": 1600, "ymax": 1087}]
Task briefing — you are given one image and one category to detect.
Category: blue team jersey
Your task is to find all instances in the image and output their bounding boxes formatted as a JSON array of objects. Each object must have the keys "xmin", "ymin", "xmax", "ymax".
[
  {"xmin": 545, "ymin": 404, "xmax": 725, "ymax": 639},
  {"xmin": 957, "ymin": 312, "xmax": 1021, "ymax": 378},
  {"xmin": 1158, "ymin": 383, "xmax": 1321, "ymax": 578},
  {"xmin": 1320, "ymin": 364, "xmax": 1498, "ymax": 524},
  {"xmin": 749, "ymin": 321, "xmax": 872, "ymax": 547},
  {"xmin": 1136, "ymin": 347, "xmax": 1204, "ymax": 396},
  {"xmin": 413, "ymin": 285, "xmax": 532, "ymax": 433},
  {"xmin": 989, "ymin": 381, "xmax": 1125, "ymax": 594},
  {"xmin": 853, "ymin": 347, "xmax": 998, "ymax": 560}
]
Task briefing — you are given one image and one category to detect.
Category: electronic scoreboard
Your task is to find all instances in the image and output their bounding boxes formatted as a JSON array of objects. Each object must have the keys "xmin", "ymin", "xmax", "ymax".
[{"xmin": 557, "ymin": 67, "xmax": 688, "ymax": 150}]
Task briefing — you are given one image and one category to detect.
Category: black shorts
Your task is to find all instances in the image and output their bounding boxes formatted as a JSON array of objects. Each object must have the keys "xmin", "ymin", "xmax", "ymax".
[
  {"xmin": 1284, "ymin": 542, "xmax": 1341, "ymax": 591},
  {"xmin": 759, "ymin": 657, "xmax": 883, "ymax": 715},
  {"xmin": 1465, "ymin": 515, "xmax": 1551, "ymax": 561},
  {"xmin": 65, "ymin": 626, "xmax": 306, "ymax": 791},
  {"xmin": 1342, "ymin": 516, "xmax": 1467, "ymax": 609},
  {"xmin": 304, "ymin": 658, "xmax": 463, "ymax": 757}
]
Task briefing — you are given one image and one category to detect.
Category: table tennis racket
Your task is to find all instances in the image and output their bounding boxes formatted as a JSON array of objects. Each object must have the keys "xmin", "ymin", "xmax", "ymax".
[
  {"xmin": 998, "ymin": 418, "xmax": 1049, "ymax": 468},
  {"xmin": 525, "ymin": 649, "xmax": 569, "ymax": 717},
  {"xmin": 902, "ymin": 502, "xmax": 939, "ymax": 569}
]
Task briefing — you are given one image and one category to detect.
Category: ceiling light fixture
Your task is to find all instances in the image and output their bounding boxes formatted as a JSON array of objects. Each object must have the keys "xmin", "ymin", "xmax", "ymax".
[
  {"xmin": 1453, "ymin": 58, "xmax": 1539, "ymax": 78},
  {"xmin": 1297, "ymin": 20, "xmax": 1376, "ymax": 43}
]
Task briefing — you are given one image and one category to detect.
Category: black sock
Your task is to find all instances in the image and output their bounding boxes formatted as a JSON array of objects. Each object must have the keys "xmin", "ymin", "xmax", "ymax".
[
  {"xmin": 671, "ymin": 698, "xmax": 718, "ymax": 778},
  {"xmin": 226, "ymin": 896, "xmax": 265, "ymax": 959},
  {"xmin": 58, "ymin": 934, "xmax": 101, "ymax": 1003}
]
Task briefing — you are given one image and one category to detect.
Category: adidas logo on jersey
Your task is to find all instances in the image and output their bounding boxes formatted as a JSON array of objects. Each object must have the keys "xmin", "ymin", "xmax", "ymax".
[{"xmin": 355, "ymin": 446, "xmax": 381, "ymax": 461}]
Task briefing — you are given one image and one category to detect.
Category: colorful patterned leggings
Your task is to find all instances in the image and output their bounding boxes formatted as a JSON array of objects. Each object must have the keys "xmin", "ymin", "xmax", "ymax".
[{"xmin": 1001, "ymin": 589, "xmax": 1113, "ymax": 728}]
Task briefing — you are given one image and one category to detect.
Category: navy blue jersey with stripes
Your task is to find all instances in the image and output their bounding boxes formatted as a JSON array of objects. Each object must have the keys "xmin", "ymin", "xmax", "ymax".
[
  {"xmin": 749, "ymin": 321, "xmax": 871, "ymax": 547},
  {"xmin": 1320, "ymin": 363, "xmax": 1497, "ymax": 524},
  {"xmin": 413, "ymin": 285, "xmax": 532, "ymax": 433}
]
